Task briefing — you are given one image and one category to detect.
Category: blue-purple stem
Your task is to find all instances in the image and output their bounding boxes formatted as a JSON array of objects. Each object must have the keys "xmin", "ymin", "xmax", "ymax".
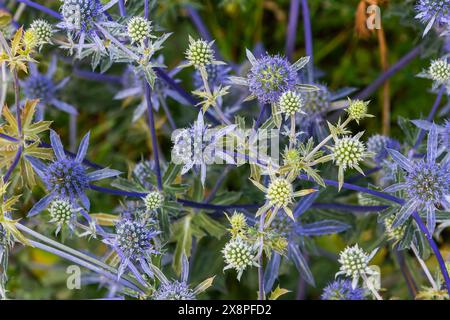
[
  {"xmin": 3, "ymin": 145, "xmax": 22, "ymax": 183},
  {"xmin": 154, "ymin": 68, "xmax": 220, "ymax": 125},
  {"xmin": 301, "ymin": 0, "xmax": 313, "ymax": 83},
  {"xmin": 74, "ymin": 68, "xmax": 122, "ymax": 84},
  {"xmin": 144, "ymin": 84, "xmax": 163, "ymax": 190},
  {"xmin": 355, "ymin": 45, "xmax": 422, "ymax": 100},
  {"xmin": 347, "ymin": 166, "xmax": 381, "ymax": 183},
  {"xmin": 413, "ymin": 86, "xmax": 445, "ymax": 149},
  {"xmin": 118, "ymin": 0, "xmax": 126, "ymax": 16},
  {"xmin": 144, "ymin": 0, "xmax": 149, "ymax": 19},
  {"xmin": 298, "ymin": 174, "xmax": 450, "ymax": 294},
  {"xmin": 16, "ymin": 0, "xmax": 62, "ymax": 19},
  {"xmin": 286, "ymin": 0, "xmax": 300, "ymax": 61}
]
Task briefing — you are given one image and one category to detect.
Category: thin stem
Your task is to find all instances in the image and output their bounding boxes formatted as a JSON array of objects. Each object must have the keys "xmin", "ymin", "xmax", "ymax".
[
  {"xmin": 289, "ymin": 116, "xmax": 296, "ymax": 148},
  {"xmin": 118, "ymin": 0, "xmax": 126, "ymax": 16},
  {"xmin": 413, "ymin": 86, "xmax": 445, "ymax": 149},
  {"xmin": 394, "ymin": 250, "xmax": 418, "ymax": 298},
  {"xmin": 301, "ymin": 0, "xmax": 313, "ymax": 83},
  {"xmin": 16, "ymin": 223, "xmax": 145, "ymax": 292},
  {"xmin": 144, "ymin": 84, "xmax": 163, "ymax": 190},
  {"xmin": 411, "ymin": 244, "xmax": 438, "ymax": 290},
  {"xmin": 160, "ymin": 98, "xmax": 177, "ymax": 130},
  {"xmin": 28, "ymin": 240, "xmax": 143, "ymax": 293},
  {"xmin": 13, "ymin": 71, "xmax": 21, "ymax": 136},
  {"xmin": 16, "ymin": 0, "xmax": 62, "ymax": 19},
  {"xmin": 355, "ymin": 45, "xmax": 422, "ymax": 100},
  {"xmin": 0, "ymin": 64, "xmax": 7, "ymax": 112},
  {"xmin": 258, "ymin": 211, "xmax": 266, "ymax": 300},
  {"xmin": 363, "ymin": 274, "xmax": 383, "ymax": 300},
  {"xmin": 286, "ymin": 0, "xmax": 300, "ymax": 61},
  {"xmin": 144, "ymin": 0, "xmax": 149, "ymax": 19},
  {"xmin": 3, "ymin": 145, "xmax": 22, "ymax": 183},
  {"xmin": 199, "ymin": 66, "xmax": 231, "ymax": 125},
  {"xmin": 304, "ymin": 117, "xmax": 351, "ymax": 162}
]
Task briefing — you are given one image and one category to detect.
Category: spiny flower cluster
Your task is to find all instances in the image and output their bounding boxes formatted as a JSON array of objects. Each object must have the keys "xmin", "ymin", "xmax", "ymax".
[
  {"xmin": 279, "ymin": 91, "xmax": 303, "ymax": 116},
  {"xmin": 127, "ymin": 17, "xmax": 151, "ymax": 43},
  {"xmin": 332, "ymin": 135, "xmax": 366, "ymax": 170},
  {"xmin": 321, "ymin": 279, "xmax": 366, "ymax": 300},
  {"xmin": 227, "ymin": 212, "xmax": 248, "ymax": 237},
  {"xmin": 247, "ymin": 54, "xmax": 297, "ymax": 104},
  {"xmin": 143, "ymin": 191, "xmax": 164, "ymax": 211},
  {"xmin": 29, "ymin": 20, "xmax": 53, "ymax": 45},
  {"xmin": 266, "ymin": 178, "xmax": 294, "ymax": 208},
  {"xmin": 116, "ymin": 219, "xmax": 155, "ymax": 258},
  {"xmin": 346, "ymin": 99, "xmax": 372, "ymax": 123},
  {"xmin": 185, "ymin": 37, "xmax": 214, "ymax": 67},
  {"xmin": 428, "ymin": 60, "xmax": 450, "ymax": 83},
  {"xmin": 60, "ymin": 0, "xmax": 103, "ymax": 32},
  {"xmin": 48, "ymin": 199, "xmax": 74, "ymax": 225},
  {"xmin": 222, "ymin": 237, "xmax": 258, "ymax": 281},
  {"xmin": 152, "ymin": 281, "xmax": 196, "ymax": 300},
  {"xmin": 415, "ymin": 0, "xmax": 450, "ymax": 34},
  {"xmin": 336, "ymin": 244, "xmax": 378, "ymax": 288}
]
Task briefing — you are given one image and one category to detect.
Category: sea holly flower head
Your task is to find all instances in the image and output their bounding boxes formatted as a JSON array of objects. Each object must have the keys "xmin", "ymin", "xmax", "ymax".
[
  {"xmin": 346, "ymin": 99, "xmax": 373, "ymax": 124},
  {"xmin": 331, "ymin": 132, "xmax": 373, "ymax": 190},
  {"xmin": 143, "ymin": 191, "xmax": 164, "ymax": 211},
  {"xmin": 127, "ymin": 17, "xmax": 151, "ymax": 43},
  {"xmin": 230, "ymin": 50, "xmax": 311, "ymax": 104},
  {"xmin": 226, "ymin": 212, "xmax": 248, "ymax": 237},
  {"xmin": 417, "ymin": 58, "xmax": 450, "ymax": 91},
  {"xmin": 385, "ymin": 125, "xmax": 450, "ymax": 233},
  {"xmin": 171, "ymin": 111, "xmax": 235, "ymax": 185},
  {"xmin": 415, "ymin": 0, "xmax": 450, "ymax": 36},
  {"xmin": 21, "ymin": 57, "xmax": 77, "ymax": 116},
  {"xmin": 29, "ymin": 19, "xmax": 53, "ymax": 47},
  {"xmin": 246, "ymin": 53, "xmax": 297, "ymax": 104},
  {"xmin": 336, "ymin": 244, "xmax": 379, "ymax": 288},
  {"xmin": 222, "ymin": 236, "xmax": 258, "ymax": 281},
  {"xmin": 152, "ymin": 253, "xmax": 213, "ymax": 300},
  {"xmin": 279, "ymin": 90, "xmax": 304, "ymax": 117},
  {"xmin": 60, "ymin": 0, "xmax": 103, "ymax": 33},
  {"xmin": 103, "ymin": 218, "xmax": 159, "ymax": 279},
  {"xmin": 367, "ymin": 134, "xmax": 401, "ymax": 164},
  {"xmin": 153, "ymin": 280, "xmax": 196, "ymax": 300},
  {"xmin": 321, "ymin": 279, "xmax": 366, "ymax": 300},
  {"xmin": 429, "ymin": 59, "xmax": 450, "ymax": 83},
  {"xmin": 26, "ymin": 130, "xmax": 121, "ymax": 216},
  {"xmin": 251, "ymin": 166, "xmax": 317, "ymax": 221},
  {"xmin": 182, "ymin": 36, "xmax": 222, "ymax": 69},
  {"xmin": 48, "ymin": 198, "xmax": 79, "ymax": 234}
]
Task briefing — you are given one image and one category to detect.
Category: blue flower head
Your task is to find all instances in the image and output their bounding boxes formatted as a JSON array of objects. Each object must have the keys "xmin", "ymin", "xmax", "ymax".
[
  {"xmin": 21, "ymin": 57, "xmax": 77, "ymax": 116},
  {"xmin": 152, "ymin": 254, "xmax": 197, "ymax": 300},
  {"xmin": 321, "ymin": 279, "xmax": 366, "ymax": 300},
  {"xmin": 247, "ymin": 54, "xmax": 297, "ymax": 104},
  {"xmin": 104, "ymin": 218, "xmax": 159, "ymax": 279},
  {"xmin": 60, "ymin": 0, "xmax": 103, "ymax": 34},
  {"xmin": 385, "ymin": 125, "xmax": 450, "ymax": 233},
  {"xmin": 415, "ymin": 0, "xmax": 450, "ymax": 35},
  {"xmin": 26, "ymin": 130, "xmax": 121, "ymax": 216},
  {"xmin": 56, "ymin": 0, "xmax": 114, "ymax": 57}
]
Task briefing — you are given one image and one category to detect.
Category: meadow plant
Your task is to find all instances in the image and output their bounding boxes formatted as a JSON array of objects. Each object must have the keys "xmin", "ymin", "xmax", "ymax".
[{"xmin": 0, "ymin": 0, "xmax": 450, "ymax": 301}]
